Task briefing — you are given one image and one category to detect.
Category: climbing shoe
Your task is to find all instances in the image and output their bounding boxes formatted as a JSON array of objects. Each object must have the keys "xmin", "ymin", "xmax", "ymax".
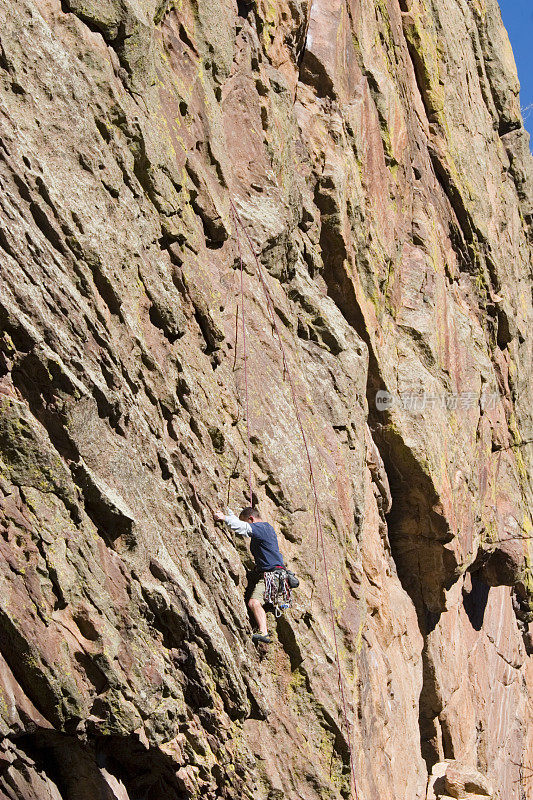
[{"xmin": 252, "ymin": 633, "xmax": 272, "ymax": 644}]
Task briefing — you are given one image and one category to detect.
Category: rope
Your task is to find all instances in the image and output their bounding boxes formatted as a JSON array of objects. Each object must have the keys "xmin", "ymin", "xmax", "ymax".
[
  {"xmin": 229, "ymin": 198, "xmax": 360, "ymax": 800},
  {"xmin": 231, "ymin": 205, "xmax": 254, "ymax": 508}
]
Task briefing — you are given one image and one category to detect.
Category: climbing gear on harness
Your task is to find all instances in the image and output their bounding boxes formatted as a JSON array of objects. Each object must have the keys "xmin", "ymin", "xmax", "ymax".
[
  {"xmin": 263, "ymin": 569, "xmax": 292, "ymax": 617},
  {"xmin": 286, "ymin": 569, "xmax": 299, "ymax": 588}
]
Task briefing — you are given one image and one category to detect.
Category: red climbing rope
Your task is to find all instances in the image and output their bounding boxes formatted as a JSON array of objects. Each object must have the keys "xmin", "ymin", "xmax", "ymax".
[
  {"xmin": 229, "ymin": 198, "xmax": 360, "ymax": 800},
  {"xmin": 231, "ymin": 204, "xmax": 254, "ymax": 508}
]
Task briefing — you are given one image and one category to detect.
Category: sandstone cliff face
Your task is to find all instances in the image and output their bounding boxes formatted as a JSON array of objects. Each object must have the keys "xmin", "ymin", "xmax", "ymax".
[{"xmin": 0, "ymin": 1, "xmax": 532, "ymax": 798}]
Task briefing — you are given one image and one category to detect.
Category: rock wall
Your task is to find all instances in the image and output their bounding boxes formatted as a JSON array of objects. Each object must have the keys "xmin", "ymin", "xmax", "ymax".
[{"xmin": 0, "ymin": 0, "xmax": 532, "ymax": 798}]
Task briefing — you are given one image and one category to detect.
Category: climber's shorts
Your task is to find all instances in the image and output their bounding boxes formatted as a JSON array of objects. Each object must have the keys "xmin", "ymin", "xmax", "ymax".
[{"xmin": 250, "ymin": 576, "xmax": 266, "ymax": 603}]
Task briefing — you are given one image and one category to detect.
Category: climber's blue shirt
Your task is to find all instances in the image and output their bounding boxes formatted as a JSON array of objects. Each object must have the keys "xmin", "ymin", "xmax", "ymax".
[
  {"xmin": 223, "ymin": 509, "xmax": 285, "ymax": 571},
  {"xmin": 249, "ymin": 521, "xmax": 284, "ymax": 572}
]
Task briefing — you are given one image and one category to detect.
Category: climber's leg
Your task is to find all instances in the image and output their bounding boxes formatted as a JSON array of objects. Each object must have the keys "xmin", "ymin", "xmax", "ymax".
[
  {"xmin": 248, "ymin": 597, "xmax": 268, "ymax": 636},
  {"xmin": 248, "ymin": 577, "xmax": 269, "ymax": 637}
]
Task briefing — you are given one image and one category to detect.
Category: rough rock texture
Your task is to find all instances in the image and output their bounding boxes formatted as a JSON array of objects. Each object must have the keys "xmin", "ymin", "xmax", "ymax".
[{"xmin": 0, "ymin": 0, "xmax": 532, "ymax": 798}]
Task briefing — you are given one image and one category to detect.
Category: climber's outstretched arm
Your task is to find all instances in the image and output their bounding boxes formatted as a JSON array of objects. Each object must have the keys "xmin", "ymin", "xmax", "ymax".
[{"xmin": 213, "ymin": 508, "xmax": 252, "ymax": 537}]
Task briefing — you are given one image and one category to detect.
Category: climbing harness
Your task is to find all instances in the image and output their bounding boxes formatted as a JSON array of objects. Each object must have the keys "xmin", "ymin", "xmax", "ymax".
[
  {"xmin": 229, "ymin": 197, "xmax": 361, "ymax": 800},
  {"xmin": 263, "ymin": 568, "xmax": 292, "ymax": 617}
]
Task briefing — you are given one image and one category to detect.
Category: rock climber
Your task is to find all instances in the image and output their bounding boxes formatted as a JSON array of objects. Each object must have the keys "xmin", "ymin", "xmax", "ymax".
[{"xmin": 213, "ymin": 506, "xmax": 285, "ymax": 644}]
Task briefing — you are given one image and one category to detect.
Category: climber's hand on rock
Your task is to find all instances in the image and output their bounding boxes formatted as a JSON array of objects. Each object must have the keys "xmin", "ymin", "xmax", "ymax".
[{"xmin": 213, "ymin": 509, "xmax": 225, "ymax": 522}]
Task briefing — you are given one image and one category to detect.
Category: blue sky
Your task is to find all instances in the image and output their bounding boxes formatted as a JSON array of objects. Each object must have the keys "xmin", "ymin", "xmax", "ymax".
[{"xmin": 498, "ymin": 0, "xmax": 533, "ymax": 145}]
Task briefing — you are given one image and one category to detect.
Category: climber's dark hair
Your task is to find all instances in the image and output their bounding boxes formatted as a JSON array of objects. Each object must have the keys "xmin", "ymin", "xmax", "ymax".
[{"xmin": 240, "ymin": 506, "xmax": 260, "ymax": 521}]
